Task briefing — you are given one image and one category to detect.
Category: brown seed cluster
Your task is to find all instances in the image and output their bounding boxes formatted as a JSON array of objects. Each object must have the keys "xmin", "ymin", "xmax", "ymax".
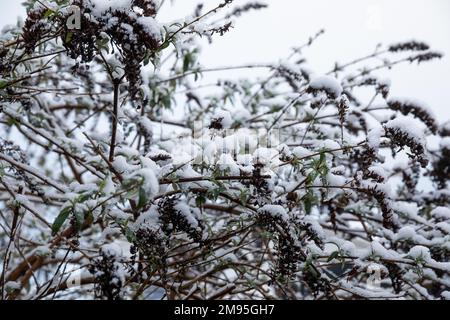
[
  {"xmin": 22, "ymin": 0, "xmax": 162, "ymax": 100},
  {"xmin": 22, "ymin": 6, "xmax": 50, "ymax": 55},
  {"xmin": 158, "ymin": 197, "xmax": 204, "ymax": 243},
  {"xmin": 225, "ymin": 2, "xmax": 268, "ymax": 19},
  {"xmin": 384, "ymin": 126, "xmax": 428, "ymax": 168},
  {"xmin": 388, "ymin": 99, "xmax": 438, "ymax": 134},
  {"xmin": 89, "ymin": 250, "xmax": 123, "ymax": 300},
  {"xmin": 388, "ymin": 40, "xmax": 430, "ymax": 52}
]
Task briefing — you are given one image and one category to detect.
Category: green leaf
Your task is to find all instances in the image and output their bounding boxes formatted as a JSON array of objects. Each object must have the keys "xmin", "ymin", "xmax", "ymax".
[
  {"xmin": 304, "ymin": 190, "xmax": 315, "ymax": 215},
  {"xmin": 7, "ymin": 117, "xmax": 19, "ymax": 126},
  {"xmin": 143, "ymin": 50, "xmax": 154, "ymax": 66},
  {"xmin": 306, "ymin": 170, "xmax": 319, "ymax": 186},
  {"xmin": 52, "ymin": 206, "xmax": 72, "ymax": 235},
  {"xmin": 55, "ymin": 0, "xmax": 70, "ymax": 5},
  {"xmin": 319, "ymin": 152, "xmax": 326, "ymax": 165},
  {"xmin": 327, "ymin": 250, "xmax": 340, "ymax": 262},
  {"xmin": 183, "ymin": 53, "xmax": 191, "ymax": 73},
  {"xmin": 0, "ymin": 80, "xmax": 8, "ymax": 89},
  {"xmin": 307, "ymin": 264, "xmax": 320, "ymax": 278},
  {"xmin": 75, "ymin": 193, "xmax": 91, "ymax": 203},
  {"xmin": 195, "ymin": 194, "xmax": 206, "ymax": 207},
  {"xmin": 318, "ymin": 153, "xmax": 329, "ymax": 176},
  {"xmin": 239, "ymin": 189, "xmax": 249, "ymax": 205},
  {"xmin": 43, "ymin": 9, "xmax": 55, "ymax": 18},
  {"xmin": 65, "ymin": 32, "xmax": 73, "ymax": 44},
  {"xmin": 304, "ymin": 196, "xmax": 312, "ymax": 215},
  {"xmin": 158, "ymin": 40, "xmax": 171, "ymax": 51},
  {"xmin": 137, "ymin": 187, "xmax": 148, "ymax": 209},
  {"xmin": 124, "ymin": 226, "xmax": 136, "ymax": 242},
  {"xmin": 98, "ymin": 176, "xmax": 108, "ymax": 193},
  {"xmin": 73, "ymin": 209, "xmax": 85, "ymax": 231}
]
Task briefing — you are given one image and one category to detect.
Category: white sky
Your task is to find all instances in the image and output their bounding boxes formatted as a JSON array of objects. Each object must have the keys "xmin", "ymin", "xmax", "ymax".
[{"xmin": 1, "ymin": 0, "xmax": 449, "ymax": 121}]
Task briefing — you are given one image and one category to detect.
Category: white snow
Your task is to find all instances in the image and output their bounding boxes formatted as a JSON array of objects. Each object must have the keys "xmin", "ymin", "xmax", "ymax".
[
  {"xmin": 367, "ymin": 124, "xmax": 385, "ymax": 151},
  {"xmin": 326, "ymin": 172, "xmax": 347, "ymax": 186},
  {"xmin": 440, "ymin": 137, "xmax": 450, "ymax": 149},
  {"xmin": 217, "ymin": 153, "xmax": 240, "ymax": 175},
  {"xmin": 89, "ymin": 0, "xmax": 132, "ymax": 16},
  {"xmin": 441, "ymin": 121, "xmax": 450, "ymax": 132},
  {"xmin": 385, "ymin": 116, "xmax": 426, "ymax": 145},
  {"xmin": 407, "ymin": 245, "xmax": 431, "ymax": 261},
  {"xmin": 174, "ymin": 202, "xmax": 200, "ymax": 230},
  {"xmin": 319, "ymin": 139, "xmax": 341, "ymax": 152},
  {"xmin": 442, "ymin": 291, "xmax": 450, "ymax": 300},
  {"xmin": 4, "ymin": 281, "xmax": 21, "ymax": 291},
  {"xmin": 211, "ymin": 110, "xmax": 233, "ymax": 129},
  {"xmin": 253, "ymin": 147, "xmax": 278, "ymax": 166},
  {"xmin": 431, "ymin": 206, "xmax": 450, "ymax": 220},
  {"xmin": 367, "ymin": 241, "xmax": 401, "ymax": 260},
  {"xmin": 309, "ymin": 75, "xmax": 343, "ymax": 98},
  {"xmin": 134, "ymin": 206, "xmax": 160, "ymax": 229},
  {"xmin": 130, "ymin": 168, "xmax": 159, "ymax": 198},
  {"xmin": 258, "ymin": 205, "xmax": 289, "ymax": 222},
  {"xmin": 137, "ymin": 16, "xmax": 162, "ymax": 40},
  {"xmin": 395, "ymin": 226, "xmax": 416, "ymax": 241},
  {"xmin": 389, "ymin": 97, "xmax": 436, "ymax": 118},
  {"xmin": 436, "ymin": 222, "xmax": 450, "ymax": 234},
  {"xmin": 378, "ymin": 78, "xmax": 392, "ymax": 87},
  {"xmin": 368, "ymin": 165, "xmax": 388, "ymax": 180},
  {"xmin": 292, "ymin": 146, "xmax": 313, "ymax": 158}
]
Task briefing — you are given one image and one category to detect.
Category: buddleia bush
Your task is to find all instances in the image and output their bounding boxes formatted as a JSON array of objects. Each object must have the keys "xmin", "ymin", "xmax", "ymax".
[{"xmin": 0, "ymin": 0, "xmax": 449, "ymax": 300}]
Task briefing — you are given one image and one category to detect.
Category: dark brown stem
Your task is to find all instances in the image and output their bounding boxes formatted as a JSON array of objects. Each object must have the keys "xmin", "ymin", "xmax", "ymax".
[{"xmin": 109, "ymin": 79, "xmax": 120, "ymax": 162}]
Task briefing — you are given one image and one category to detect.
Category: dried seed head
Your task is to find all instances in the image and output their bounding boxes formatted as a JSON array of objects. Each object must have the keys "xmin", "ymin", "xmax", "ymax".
[
  {"xmin": 440, "ymin": 121, "xmax": 450, "ymax": 137},
  {"xmin": 132, "ymin": 0, "xmax": 158, "ymax": 17},
  {"xmin": 388, "ymin": 40, "xmax": 430, "ymax": 52},
  {"xmin": 337, "ymin": 94, "xmax": 350, "ymax": 125},
  {"xmin": 22, "ymin": 6, "xmax": 50, "ymax": 54},
  {"xmin": 24, "ymin": 0, "xmax": 162, "ymax": 100},
  {"xmin": 408, "ymin": 51, "xmax": 443, "ymax": 64},
  {"xmin": 369, "ymin": 187, "xmax": 394, "ymax": 229},
  {"xmin": 158, "ymin": 197, "xmax": 205, "ymax": 242},
  {"xmin": 89, "ymin": 250, "xmax": 123, "ymax": 300},
  {"xmin": 225, "ymin": 2, "xmax": 268, "ymax": 19},
  {"xmin": 384, "ymin": 124, "xmax": 428, "ymax": 168},
  {"xmin": 387, "ymin": 98, "xmax": 438, "ymax": 134}
]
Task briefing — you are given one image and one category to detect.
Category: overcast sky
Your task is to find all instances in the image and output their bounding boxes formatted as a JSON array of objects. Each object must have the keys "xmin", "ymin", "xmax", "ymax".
[{"xmin": 1, "ymin": 0, "xmax": 449, "ymax": 121}]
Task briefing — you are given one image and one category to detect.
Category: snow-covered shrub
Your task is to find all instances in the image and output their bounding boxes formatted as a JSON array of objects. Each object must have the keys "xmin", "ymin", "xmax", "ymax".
[{"xmin": 0, "ymin": 0, "xmax": 449, "ymax": 300}]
